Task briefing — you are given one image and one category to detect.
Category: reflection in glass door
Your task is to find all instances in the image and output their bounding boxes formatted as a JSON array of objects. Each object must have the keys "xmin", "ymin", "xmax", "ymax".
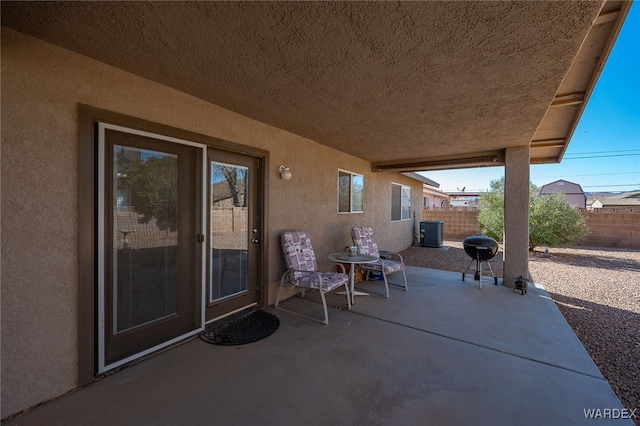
[
  {"xmin": 210, "ymin": 161, "xmax": 249, "ymax": 301},
  {"xmin": 206, "ymin": 149, "xmax": 259, "ymax": 321},
  {"xmin": 113, "ymin": 146, "xmax": 179, "ymax": 331}
]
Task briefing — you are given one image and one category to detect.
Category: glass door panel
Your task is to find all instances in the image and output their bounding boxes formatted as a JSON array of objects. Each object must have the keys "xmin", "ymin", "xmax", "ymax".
[
  {"xmin": 210, "ymin": 161, "xmax": 249, "ymax": 301},
  {"xmin": 113, "ymin": 146, "xmax": 179, "ymax": 331},
  {"xmin": 101, "ymin": 125, "xmax": 202, "ymax": 369},
  {"xmin": 206, "ymin": 149, "xmax": 259, "ymax": 321}
]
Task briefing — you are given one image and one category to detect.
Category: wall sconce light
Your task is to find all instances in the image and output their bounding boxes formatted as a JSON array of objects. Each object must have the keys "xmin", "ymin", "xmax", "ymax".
[{"xmin": 278, "ymin": 165, "xmax": 292, "ymax": 181}]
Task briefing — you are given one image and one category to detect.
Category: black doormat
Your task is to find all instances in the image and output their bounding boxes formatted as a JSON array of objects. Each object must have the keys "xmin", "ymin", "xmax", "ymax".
[{"xmin": 200, "ymin": 310, "xmax": 279, "ymax": 346}]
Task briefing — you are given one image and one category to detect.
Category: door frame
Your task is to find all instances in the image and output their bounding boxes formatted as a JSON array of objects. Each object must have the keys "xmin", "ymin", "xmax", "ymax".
[{"xmin": 78, "ymin": 105, "xmax": 269, "ymax": 383}]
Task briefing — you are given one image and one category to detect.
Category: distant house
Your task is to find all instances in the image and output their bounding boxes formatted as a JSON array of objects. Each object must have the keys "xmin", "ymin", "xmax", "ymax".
[
  {"xmin": 401, "ymin": 172, "xmax": 450, "ymax": 208},
  {"xmin": 422, "ymin": 185, "xmax": 450, "ymax": 208},
  {"xmin": 447, "ymin": 191, "xmax": 480, "ymax": 208},
  {"xmin": 588, "ymin": 198, "xmax": 604, "ymax": 210},
  {"xmin": 587, "ymin": 191, "xmax": 640, "ymax": 210},
  {"xmin": 539, "ymin": 180, "xmax": 586, "ymax": 208}
]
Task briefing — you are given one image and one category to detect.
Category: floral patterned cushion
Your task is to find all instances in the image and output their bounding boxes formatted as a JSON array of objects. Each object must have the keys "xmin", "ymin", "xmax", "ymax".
[
  {"xmin": 293, "ymin": 271, "xmax": 349, "ymax": 291},
  {"xmin": 351, "ymin": 227, "xmax": 405, "ymax": 274},
  {"xmin": 281, "ymin": 231, "xmax": 348, "ymax": 291},
  {"xmin": 351, "ymin": 227, "xmax": 380, "ymax": 257},
  {"xmin": 281, "ymin": 231, "xmax": 317, "ymax": 274},
  {"xmin": 359, "ymin": 259, "xmax": 404, "ymax": 273}
]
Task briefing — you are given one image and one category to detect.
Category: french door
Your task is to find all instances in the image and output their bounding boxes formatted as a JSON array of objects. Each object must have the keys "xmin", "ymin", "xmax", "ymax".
[
  {"xmin": 206, "ymin": 149, "xmax": 261, "ymax": 321},
  {"xmin": 96, "ymin": 121, "xmax": 263, "ymax": 372},
  {"xmin": 98, "ymin": 124, "xmax": 205, "ymax": 371}
]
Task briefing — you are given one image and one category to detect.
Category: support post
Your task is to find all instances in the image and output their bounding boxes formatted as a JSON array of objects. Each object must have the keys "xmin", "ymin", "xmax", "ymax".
[{"xmin": 503, "ymin": 146, "xmax": 530, "ymax": 288}]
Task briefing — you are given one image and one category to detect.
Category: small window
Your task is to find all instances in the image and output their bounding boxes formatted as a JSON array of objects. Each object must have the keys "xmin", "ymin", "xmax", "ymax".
[
  {"xmin": 424, "ymin": 197, "xmax": 430, "ymax": 208},
  {"xmin": 338, "ymin": 170, "xmax": 364, "ymax": 213},
  {"xmin": 391, "ymin": 183, "xmax": 411, "ymax": 221}
]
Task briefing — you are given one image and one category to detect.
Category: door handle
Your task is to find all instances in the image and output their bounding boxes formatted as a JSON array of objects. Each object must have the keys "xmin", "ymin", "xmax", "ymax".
[
  {"xmin": 251, "ymin": 228, "xmax": 259, "ymax": 244},
  {"xmin": 251, "ymin": 238, "xmax": 259, "ymax": 244}
]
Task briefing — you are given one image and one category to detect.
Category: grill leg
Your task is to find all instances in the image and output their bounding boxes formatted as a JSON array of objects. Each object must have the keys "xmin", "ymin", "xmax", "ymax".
[
  {"xmin": 462, "ymin": 257, "xmax": 475, "ymax": 281},
  {"xmin": 476, "ymin": 253, "xmax": 482, "ymax": 289},
  {"xmin": 484, "ymin": 261, "xmax": 498, "ymax": 285}
]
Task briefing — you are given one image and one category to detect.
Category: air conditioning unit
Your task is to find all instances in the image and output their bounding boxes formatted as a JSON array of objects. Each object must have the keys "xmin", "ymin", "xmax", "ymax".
[{"xmin": 420, "ymin": 221, "xmax": 443, "ymax": 248}]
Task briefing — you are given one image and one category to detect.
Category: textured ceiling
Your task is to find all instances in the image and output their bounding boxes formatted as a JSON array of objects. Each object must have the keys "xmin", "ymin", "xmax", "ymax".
[{"xmin": 1, "ymin": 1, "xmax": 629, "ymax": 171}]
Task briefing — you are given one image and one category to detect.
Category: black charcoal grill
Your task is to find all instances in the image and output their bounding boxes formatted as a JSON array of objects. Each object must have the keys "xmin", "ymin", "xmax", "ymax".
[{"xmin": 462, "ymin": 235, "xmax": 499, "ymax": 288}]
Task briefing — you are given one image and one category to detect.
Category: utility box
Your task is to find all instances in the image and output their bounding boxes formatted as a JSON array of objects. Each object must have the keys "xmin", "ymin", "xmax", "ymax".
[{"xmin": 420, "ymin": 221, "xmax": 443, "ymax": 248}]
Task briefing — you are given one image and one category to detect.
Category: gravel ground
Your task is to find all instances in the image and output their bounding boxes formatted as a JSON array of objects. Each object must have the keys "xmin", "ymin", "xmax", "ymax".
[{"xmin": 400, "ymin": 241, "xmax": 640, "ymax": 421}]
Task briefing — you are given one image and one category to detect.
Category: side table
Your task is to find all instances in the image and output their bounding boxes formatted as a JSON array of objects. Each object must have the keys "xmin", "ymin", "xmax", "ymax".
[{"xmin": 328, "ymin": 252, "xmax": 378, "ymax": 304}]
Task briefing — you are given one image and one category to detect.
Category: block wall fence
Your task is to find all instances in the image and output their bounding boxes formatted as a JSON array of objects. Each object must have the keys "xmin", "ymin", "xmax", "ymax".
[{"xmin": 422, "ymin": 207, "xmax": 640, "ymax": 250}]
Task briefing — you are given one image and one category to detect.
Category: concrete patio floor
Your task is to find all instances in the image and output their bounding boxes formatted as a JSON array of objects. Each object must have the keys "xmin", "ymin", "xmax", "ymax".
[{"xmin": 3, "ymin": 266, "xmax": 631, "ymax": 426}]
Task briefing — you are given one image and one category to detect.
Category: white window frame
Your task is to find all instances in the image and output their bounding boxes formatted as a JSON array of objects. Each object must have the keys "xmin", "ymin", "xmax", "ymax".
[
  {"xmin": 391, "ymin": 183, "xmax": 411, "ymax": 221},
  {"xmin": 338, "ymin": 169, "xmax": 364, "ymax": 214}
]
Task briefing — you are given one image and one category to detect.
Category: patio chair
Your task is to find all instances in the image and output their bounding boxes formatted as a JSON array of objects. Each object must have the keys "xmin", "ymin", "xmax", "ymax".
[
  {"xmin": 351, "ymin": 227, "xmax": 408, "ymax": 298},
  {"xmin": 277, "ymin": 231, "xmax": 351, "ymax": 325}
]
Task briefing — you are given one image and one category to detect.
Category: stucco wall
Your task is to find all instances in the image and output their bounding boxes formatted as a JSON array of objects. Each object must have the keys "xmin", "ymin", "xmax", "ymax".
[{"xmin": 1, "ymin": 27, "xmax": 422, "ymax": 418}]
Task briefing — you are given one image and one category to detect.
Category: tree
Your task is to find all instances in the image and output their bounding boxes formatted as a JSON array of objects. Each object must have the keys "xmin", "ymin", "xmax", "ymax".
[
  {"xmin": 117, "ymin": 153, "xmax": 178, "ymax": 231},
  {"xmin": 478, "ymin": 177, "xmax": 589, "ymax": 249},
  {"xmin": 477, "ymin": 177, "xmax": 506, "ymax": 242},
  {"xmin": 211, "ymin": 163, "xmax": 247, "ymax": 207},
  {"xmin": 529, "ymin": 191, "xmax": 589, "ymax": 249}
]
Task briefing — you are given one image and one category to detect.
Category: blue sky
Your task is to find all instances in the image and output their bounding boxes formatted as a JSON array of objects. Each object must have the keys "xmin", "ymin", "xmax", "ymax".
[{"xmin": 421, "ymin": 3, "xmax": 640, "ymax": 194}]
